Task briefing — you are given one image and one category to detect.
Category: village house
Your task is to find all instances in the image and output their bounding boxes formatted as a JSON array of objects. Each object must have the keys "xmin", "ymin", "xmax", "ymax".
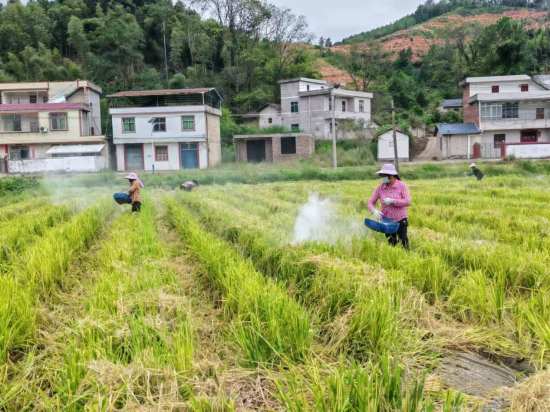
[
  {"xmin": 241, "ymin": 78, "xmax": 374, "ymax": 141},
  {"xmin": 108, "ymin": 88, "xmax": 222, "ymax": 171},
  {"xmin": 234, "ymin": 133, "xmax": 315, "ymax": 163},
  {"xmin": 0, "ymin": 80, "xmax": 107, "ymax": 173},
  {"xmin": 439, "ymin": 99, "xmax": 463, "ymax": 113},
  {"xmin": 377, "ymin": 129, "xmax": 410, "ymax": 162},
  {"xmin": 458, "ymin": 74, "xmax": 550, "ymax": 159}
]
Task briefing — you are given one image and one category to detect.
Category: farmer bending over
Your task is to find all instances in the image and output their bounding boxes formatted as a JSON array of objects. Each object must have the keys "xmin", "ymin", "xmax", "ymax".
[
  {"xmin": 367, "ymin": 164, "xmax": 411, "ymax": 250},
  {"xmin": 126, "ymin": 172, "xmax": 143, "ymax": 213},
  {"xmin": 180, "ymin": 180, "xmax": 199, "ymax": 191},
  {"xmin": 468, "ymin": 163, "xmax": 484, "ymax": 181}
]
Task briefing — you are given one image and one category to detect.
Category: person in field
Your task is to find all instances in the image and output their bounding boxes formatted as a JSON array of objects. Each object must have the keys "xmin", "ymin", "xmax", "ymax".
[
  {"xmin": 468, "ymin": 163, "xmax": 484, "ymax": 181},
  {"xmin": 180, "ymin": 180, "xmax": 199, "ymax": 191},
  {"xmin": 125, "ymin": 172, "xmax": 143, "ymax": 213},
  {"xmin": 367, "ymin": 164, "xmax": 411, "ymax": 250}
]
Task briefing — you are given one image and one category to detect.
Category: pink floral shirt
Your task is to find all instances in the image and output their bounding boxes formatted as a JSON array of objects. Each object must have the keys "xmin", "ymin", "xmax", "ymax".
[{"xmin": 367, "ymin": 180, "xmax": 411, "ymax": 222}]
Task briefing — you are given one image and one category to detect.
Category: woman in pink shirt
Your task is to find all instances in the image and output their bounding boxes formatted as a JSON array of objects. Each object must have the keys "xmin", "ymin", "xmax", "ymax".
[{"xmin": 367, "ymin": 164, "xmax": 411, "ymax": 250}]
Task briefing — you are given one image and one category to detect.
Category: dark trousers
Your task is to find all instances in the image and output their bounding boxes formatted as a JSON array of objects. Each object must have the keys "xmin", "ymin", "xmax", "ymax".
[
  {"xmin": 132, "ymin": 202, "xmax": 141, "ymax": 213},
  {"xmin": 385, "ymin": 218, "xmax": 409, "ymax": 250}
]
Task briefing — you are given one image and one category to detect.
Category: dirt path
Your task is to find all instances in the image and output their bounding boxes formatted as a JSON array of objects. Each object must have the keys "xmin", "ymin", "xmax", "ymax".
[{"xmin": 415, "ymin": 136, "xmax": 438, "ymax": 161}]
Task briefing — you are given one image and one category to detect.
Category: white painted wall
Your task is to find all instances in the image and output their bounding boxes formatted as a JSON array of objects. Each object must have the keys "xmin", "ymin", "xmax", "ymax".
[
  {"xmin": 115, "ymin": 142, "xmax": 208, "ymax": 171},
  {"xmin": 481, "ymin": 129, "xmax": 550, "ymax": 144},
  {"xmin": 506, "ymin": 143, "xmax": 550, "ymax": 158},
  {"xmin": 8, "ymin": 156, "xmax": 109, "ymax": 174},
  {"xmin": 469, "ymin": 80, "xmax": 545, "ymax": 96},
  {"xmin": 111, "ymin": 107, "xmax": 208, "ymax": 140},
  {"xmin": 378, "ymin": 130, "xmax": 409, "ymax": 161}
]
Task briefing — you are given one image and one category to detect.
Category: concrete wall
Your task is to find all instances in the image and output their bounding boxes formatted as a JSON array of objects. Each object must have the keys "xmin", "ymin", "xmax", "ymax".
[
  {"xmin": 207, "ymin": 113, "xmax": 222, "ymax": 166},
  {"xmin": 505, "ymin": 143, "xmax": 550, "ymax": 158},
  {"xmin": 8, "ymin": 156, "xmax": 109, "ymax": 174},
  {"xmin": 258, "ymin": 106, "xmax": 282, "ymax": 128},
  {"xmin": 0, "ymin": 110, "xmax": 94, "ymax": 144},
  {"xmin": 378, "ymin": 130, "xmax": 409, "ymax": 161},
  {"xmin": 115, "ymin": 142, "xmax": 208, "ymax": 171},
  {"xmin": 111, "ymin": 107, "xmax": 208, "ymax": 140}
]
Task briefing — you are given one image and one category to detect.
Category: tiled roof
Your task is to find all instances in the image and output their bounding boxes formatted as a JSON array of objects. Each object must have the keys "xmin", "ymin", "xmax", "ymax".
[
  {"xmin": 435, "ymin": 123, "xmax": 481, "ymax": 135},
  {"xmin": 440, "ymin": 99, "xmax": 463, "ymax": 108},
  {"xmin": 107, "ymin": 88, "xmax": 214, "ymax": 98},
  {"xmin": 0, "ymin": 103, "xmax": 84, "ymax": 112}
]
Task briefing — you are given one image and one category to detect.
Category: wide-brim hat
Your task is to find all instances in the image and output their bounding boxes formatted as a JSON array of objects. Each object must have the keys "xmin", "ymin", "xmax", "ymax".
[
  {"xmin": 374, "ymin": 164, "xmax": 398, "ymax": 176},
  {"xmin": 470, "ymin": 163, "xmax": 476, "ymax": 168},
  {"xmin": 125, "ymin": 173, "xmax": 139, "ymax": 180}
]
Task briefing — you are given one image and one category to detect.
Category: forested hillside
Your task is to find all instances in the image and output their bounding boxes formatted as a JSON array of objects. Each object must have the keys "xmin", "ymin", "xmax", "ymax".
[
  {"xmin": 0, "ymin": 0, "xmax": 320, "ymax": 115},
  {"xmin": 339, "ymin": 0, "xmax": 546, "ymax": 45}
]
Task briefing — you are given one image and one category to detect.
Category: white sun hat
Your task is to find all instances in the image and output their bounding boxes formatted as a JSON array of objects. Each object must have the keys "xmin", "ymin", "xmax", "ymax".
[{"xmin": 470, "ymin": 163, "xmax": 476, "ymax": 168}]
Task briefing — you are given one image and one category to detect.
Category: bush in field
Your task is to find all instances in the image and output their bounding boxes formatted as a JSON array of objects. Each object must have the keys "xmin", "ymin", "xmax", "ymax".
[{"xmin": 0, "ymin": 177, "xmax": 40, "ymax": 195}]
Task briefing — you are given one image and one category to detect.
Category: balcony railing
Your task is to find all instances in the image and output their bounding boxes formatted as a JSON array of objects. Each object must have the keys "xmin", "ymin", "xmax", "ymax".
[{"xmin": 0, "ymin": 114, "xmax": 39, "ymax": 133}]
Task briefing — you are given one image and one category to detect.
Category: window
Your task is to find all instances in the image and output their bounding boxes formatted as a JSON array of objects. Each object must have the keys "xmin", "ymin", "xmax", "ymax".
[
  {"xmin": 153, "ymin": 117, "xmax": 166, "ymax": 132},
  {"xmin": 291, "ymin": 101, "xmax": 299, "ymax": 113},
  {"xmin": 155, "ymin": 145, "xmax": 169, "ymax": 161},
  {"xmin": 328, "ymin": 97, "xmax": 332, "ymax": 111},
  {"xmin": 521, "ymin": 130, "xmax": 538, "ymax": 143},
  {"xmin": 329, "ymin": 122, "xmax": 333, "ymax": 134},
  {"xmin": 502, "ymin": 103, "xmax": 519, "ymax": 119},
  {"xmin": 281, "ymin": 137, "xmax": 296, "ymax": 154},
  {"xmin": 91, "ymin": 127, "xmax": 95, "ymax": 135},
  {"xmin": 29, "ymin": 95, "xmax": 37, "ymax": 104},
  {"xmin": 2, "ymin": 114, "xmax": 22, "ymax": 132},
  {"xmin": 494, "ymin": 134, "xmax": 505, "ymax": 148},
  {"xmin": 122, "ymin": 118, "xmax": 135, "ymax": 133},
  {"xmin": 536, "ymin": 108, "xmax": 545, "ymax": 120},
  {"xmin": 481, "ymin": 103, "xmax": 502, "ymax": 120},
  {"xmin": 307, "ymin": 85, "xmax": 310, "ymax": 91},
  {"xmin": 50, "ymin": 113, "xmax": 68, "ymax": 131},
  {"xmin": 342, "ymin": 101, "xmax": 346, "ymax": 112},
  {"xmin": 42, "ymin": 96, "xmax": 47, "ymax": 103},
  {"xmin": 359, "ymin": 100, "xmax": 365, "ymax": 113},
  {"xmin": 291, "ymin": 124, "xmax": 299, "ymax": 132},
  {"xmin": 521, "ymin": 84, "xmax": 529, "ymax": 92},
  {"xmin": 268, "ymin": 118, "xmax": 273, "ymax": 124},
  {"xmin": 492, "ymin": 86, "xmax": 500, "ymax": 93},
  {"xmin": 9, "ymin": 145, "xmax": 31, "ymax": 160},
  {"xmin": 182, "ymin": 115, "xmax": 195, "ymax": 131}
]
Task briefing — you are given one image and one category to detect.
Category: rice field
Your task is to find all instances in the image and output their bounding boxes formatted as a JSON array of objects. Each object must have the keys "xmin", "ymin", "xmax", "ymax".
[{"xmin": 0, "ymin": 173, "xmax": 549, "ymax": 411}]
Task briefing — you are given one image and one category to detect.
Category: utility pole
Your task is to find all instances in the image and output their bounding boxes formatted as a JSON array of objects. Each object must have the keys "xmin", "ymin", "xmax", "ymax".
[
  {"xmin": 163, "ymin": 19, "xmax": 169, "ymax": 85},
  {"xmin": 331, "ymin": 88, "xmax": 337, "ymax": 168},
  {"xmin": 391, "ymin": 99, "xmax": 399, "ymax": 173}
]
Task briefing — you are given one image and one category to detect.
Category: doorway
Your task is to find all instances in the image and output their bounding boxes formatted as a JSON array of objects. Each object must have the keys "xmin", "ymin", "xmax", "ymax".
[
  {"xmin": 246, "ymin": 140, "xmax": 266, "ymax": 162},
  {"xmin": 125, "ymin": 144, "xmax": 144, "ymax": 171},
  {"xmin": 181, "ymin": 143, "xmax": 199, "ymax": 169}
]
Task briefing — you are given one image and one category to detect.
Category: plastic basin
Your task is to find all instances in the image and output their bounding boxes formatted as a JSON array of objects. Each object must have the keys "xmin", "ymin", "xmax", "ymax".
[
  {"xmin": 114, "ymin": 193, "xmax": 132, "ymax": 205},
  {"xmin": 364, "ymin": 217, "xmax": 400, "ymax": 234}
]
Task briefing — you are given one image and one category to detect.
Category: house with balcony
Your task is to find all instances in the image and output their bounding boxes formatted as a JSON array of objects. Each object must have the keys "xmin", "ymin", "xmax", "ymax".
[
  {"xmin": 241, "ymin": 78, "xmax": 374, "ymax": 140},
  {"xmin": 108, "ymin": 88, "xmax": 222, "ymax": 171},
  {"xmin": 0, "ymin": 80, "xmax": 107, "ymax": 173},
  {"xmin": 460, "ymin": 74, "xmax": 550, "ymax": 159}
]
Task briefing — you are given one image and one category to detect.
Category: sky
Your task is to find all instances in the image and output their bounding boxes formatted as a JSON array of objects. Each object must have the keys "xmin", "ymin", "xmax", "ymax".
[{"xmin": 271, "ymin": 0, "xmax": 426, "ymax": 42}]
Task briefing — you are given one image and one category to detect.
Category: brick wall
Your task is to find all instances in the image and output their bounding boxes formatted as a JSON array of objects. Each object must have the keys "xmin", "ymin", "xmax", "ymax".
[
  {"xmin": 272, "ymin": 134, "xmax": 314, "ymax": 162},
  {"xmin": 236, "ymin": 140, "xmax": 247, "ymax": 161},
  {"xmin": 462, "ymin": 83, "xmax": 479, "ymax": 127}
]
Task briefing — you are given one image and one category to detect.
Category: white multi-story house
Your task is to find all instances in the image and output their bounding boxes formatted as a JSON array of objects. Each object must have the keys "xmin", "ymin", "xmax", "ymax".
[
  {"xmin": 460, "ymin": 74, "xmax": 550, "ymax": 158},
  {"xmin": 243, "ymin": 78, "xmax": 374, "ymax": 140},
  {"xmin": 0, "ymin": 80, "xmax": 107, "ymax": 173},
  {"xmin": 109, "ymin": 88, "xmax": 222, "ymax": 171}
]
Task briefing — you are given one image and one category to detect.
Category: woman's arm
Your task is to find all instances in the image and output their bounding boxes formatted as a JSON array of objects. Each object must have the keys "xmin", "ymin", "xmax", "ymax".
[
  {"xmin": 128, "ymin": 181, "xmax": 139, "ymax": 194},
  {"xmin": 393, "ymin": 183, "xmax": 411, "ymax": 207},
  {"xmin": 367, "ymin": 186, "xmax": 380, "ymax": 211}
]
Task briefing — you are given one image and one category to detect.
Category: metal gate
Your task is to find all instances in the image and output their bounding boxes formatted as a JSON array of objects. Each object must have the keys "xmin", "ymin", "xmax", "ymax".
[
  {"xmin": 125, "ymin": 144, "xmax": 144, "ymax": 171},
  {"xmin": 479, "ymin": 143, "xmax": 501, "ymax": 159}
]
